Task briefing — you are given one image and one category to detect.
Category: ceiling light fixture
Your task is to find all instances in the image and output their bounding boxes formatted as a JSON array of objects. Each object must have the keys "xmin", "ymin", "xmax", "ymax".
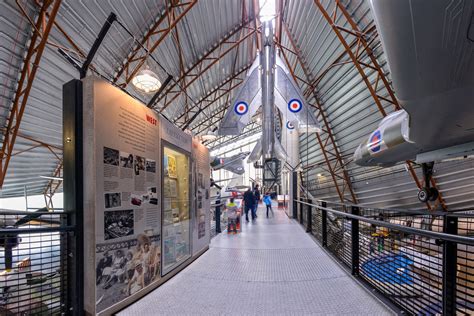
[{"xmin": 132, "ymin": 66, "xmax": 162, "ymax": 94}]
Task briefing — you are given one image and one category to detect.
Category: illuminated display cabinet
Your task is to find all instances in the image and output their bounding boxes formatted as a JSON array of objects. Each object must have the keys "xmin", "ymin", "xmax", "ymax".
[{"xmin": 161, "ymin": 144, "xmax": 191, "ymax": 275}]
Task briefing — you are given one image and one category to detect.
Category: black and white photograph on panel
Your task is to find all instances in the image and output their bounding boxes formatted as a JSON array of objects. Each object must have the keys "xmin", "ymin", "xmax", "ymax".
[
  {"xmin": 104, "ymin": 147, "xmax": 119, "ymax": 166},
  {"xmin": 134, "ymin": 155, "xmax": 145, "ymax": 175},
  {"xmin": 145, "ymin": 159, "xmax": 156, "ymax": 173},
  {"xmin": 104, "ymin": 209, "xmax": 134, "ymax": 240},
  {"xmin": 147, "ymin": 187, "xmax": 158, "ymax": 205},
  {"xmin": 120, "ymin": 152, "xmax": 134, "ymax": 168},
  {"xmin": 104, "ymin": 192, "xmax": 121, "ymax": 208}
]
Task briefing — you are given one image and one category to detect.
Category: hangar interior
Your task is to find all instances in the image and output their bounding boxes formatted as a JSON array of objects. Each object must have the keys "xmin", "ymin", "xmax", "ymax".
[{"xmin": 0, "ymin": 0, "xmax": 473, "ymax": 315}]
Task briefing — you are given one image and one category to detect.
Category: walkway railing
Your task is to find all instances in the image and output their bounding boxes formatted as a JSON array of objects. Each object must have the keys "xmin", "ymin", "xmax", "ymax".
[
  {"xmin": 0, "ymin": 210, "xmax": 75, "ymax": 314},
  {"xmin": 294, "ymin": 199, "xmax": 474, "ymax": 315},
  {"xmin": 210, "ymin": 202, "xmax": 226, "ymax": 239}
]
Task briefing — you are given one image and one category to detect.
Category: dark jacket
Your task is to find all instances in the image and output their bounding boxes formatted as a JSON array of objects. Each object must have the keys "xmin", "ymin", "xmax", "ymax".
[
  {"xmin": 254, "ymin": 188, "xmax": 261, "ymax": 201},
  {"xmin": 243, "ymin": 190, "xmax": 255, "ymax": 206}
]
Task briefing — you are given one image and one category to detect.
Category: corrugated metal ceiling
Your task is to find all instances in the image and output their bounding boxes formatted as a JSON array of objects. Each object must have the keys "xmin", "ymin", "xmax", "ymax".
[{"xmin": 0, "ymin": 0, "xmax": 472, "ymax": 211}]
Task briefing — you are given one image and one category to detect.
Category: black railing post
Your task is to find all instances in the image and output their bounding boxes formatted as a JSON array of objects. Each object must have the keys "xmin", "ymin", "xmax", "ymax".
[
  {"xmin": 300, "ymin": 199, "xmax": 304, "ymax": 225},
  {"xmin": 306, "ymin": 199, "xmax": 312, "ymax": 233},
  {"xmin": 63, "ymin": 79, "xmax": 84, "ymax": 315},
  {"xmin": 351, "ymin": 206, "xmax": 360, "ymax": 276},
  {"xmin": 215, "ymin": 202, "xmax": 221, "ymax": 234},
  {"xmin": 292, "ymin": 172, "xmax": 298, "ymax": 219},
  {"xmin": 443, "ymin": 215, "xmax": 458, "ymax": 315},
  {"xmin": 322, "ymin": 201, "xmax": 327, "ymax": 247}
]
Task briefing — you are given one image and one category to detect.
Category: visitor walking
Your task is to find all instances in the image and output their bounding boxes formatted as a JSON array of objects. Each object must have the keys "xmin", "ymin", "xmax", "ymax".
[
  {"xmin": 243, "ymin": 188, "xmax": 256, "ymax": 222},
  {"xmin": 253, "ymin": 184, "xmax": 261, "ymax": 218},
  {"xmin": 263, "ymin": 194, "xmax": 273, "ymax": 218}
]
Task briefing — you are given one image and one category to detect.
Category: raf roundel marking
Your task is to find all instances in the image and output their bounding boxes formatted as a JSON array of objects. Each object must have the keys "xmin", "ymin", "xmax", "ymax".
[
  {"xmin": 288, "ymin": 99, "xmax": 302, "ymax": 113},
  {"xmin": 234, "ymin": 101, "xmax": 249, "ymax": 115},
  {"xmin": 368, "ymin": 130, "xmax": 382, "ymax": 153},
  {"xmin": 286, "ymin": 121, "xmax": 295, "ymax": 130}
]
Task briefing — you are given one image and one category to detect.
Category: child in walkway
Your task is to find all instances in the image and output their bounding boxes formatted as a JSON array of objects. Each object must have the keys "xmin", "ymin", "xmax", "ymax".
[
  {"xmin": 226, "ymin": 197, "xmax": 239, "ymax": 233},
  {"xmin": 263, "ymin": 194, "xmax": 273, "ymax": 218}
]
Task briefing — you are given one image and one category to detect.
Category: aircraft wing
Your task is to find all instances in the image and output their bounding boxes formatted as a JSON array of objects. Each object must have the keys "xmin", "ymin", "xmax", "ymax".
[
  {"xmin": 227, "ymin": 175, "xmax": 245, "ymax": 190},
  {"xmin": 222, "ymin": 159, "xmax": 245, "ymax": 175},
  {"xmin": 274, "ymin": 55, "xmax": 320, "ymax": 132},
  {"xmin": 218, "ymin": 57, "xmax": 262, "ymax": 135}
]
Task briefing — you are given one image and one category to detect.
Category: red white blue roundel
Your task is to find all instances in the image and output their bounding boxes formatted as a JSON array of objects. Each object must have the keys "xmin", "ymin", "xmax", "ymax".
[
  {"xmin": 286, "ymin": 121, "xmax": 295, "ymax": 130},
  {"xmin": 234, "ymin": 101, "xmax": 248, "ymax": 115},
  {"xmin": 288, "ymin": 99, "xmax": 302, "ymax": 113},
  {"xmin": 368, "ymin": 130, "xmax": 382, "ymax": 154}
]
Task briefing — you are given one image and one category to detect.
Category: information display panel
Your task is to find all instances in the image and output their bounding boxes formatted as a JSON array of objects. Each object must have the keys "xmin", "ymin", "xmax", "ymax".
[
  {"xmin": 74, "ymin": 77, "xmax": 210, "ymax": 314},
  {"xmin": 81, "ymin": 77, "xmax": 162, "ymax": 314}
]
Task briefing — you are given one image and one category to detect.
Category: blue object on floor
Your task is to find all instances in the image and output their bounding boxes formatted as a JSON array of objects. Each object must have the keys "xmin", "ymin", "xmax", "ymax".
[{"xmin": 361, "ymin": 254, "xmax": 414, "ymax": 285}]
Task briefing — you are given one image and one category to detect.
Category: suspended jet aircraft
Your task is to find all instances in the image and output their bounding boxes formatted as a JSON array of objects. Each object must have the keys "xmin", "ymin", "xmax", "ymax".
[
  {"xmin": 218, "ymin": 21, "xmax": 320, "ymax": 163},
  {"xmin": 210, "ymin": 152, "xmax": 250, "ymax": 175},
  {"xmin": 354, "ymin": 0, "xmax": 474, "ymax": 202}
]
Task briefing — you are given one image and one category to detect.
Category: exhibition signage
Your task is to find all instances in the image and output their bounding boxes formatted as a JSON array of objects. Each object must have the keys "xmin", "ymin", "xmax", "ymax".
[
  {"xmin": 191, "ymin": 139, "xmax": 211, "ymax": 255},
  {"xmin": 73, "ymin": 77, "xmax": 210, "ymax": 315}
]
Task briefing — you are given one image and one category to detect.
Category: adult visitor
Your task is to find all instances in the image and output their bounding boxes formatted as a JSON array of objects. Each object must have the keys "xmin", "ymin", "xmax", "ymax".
[
  {"xmin": 253, "ymin": 184, "xmax": 261, "ymax": 217},
  {"xmin": 243, "ymin": 188, "xmax": 256, "ymax": 222}
]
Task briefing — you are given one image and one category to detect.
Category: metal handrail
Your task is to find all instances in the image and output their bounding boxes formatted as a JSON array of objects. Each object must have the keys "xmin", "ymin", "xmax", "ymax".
[
  {"xmin": 310, "ymin": 198, "xmax": 469, "ymax": 216},
  {"xmin": 296, "ymin": 199, "xmax": 474, "ymax": 246},
  {"xmin": 0, "ymin": 225, "xmax": 75, "ymax": 234},
  {"xmin": 0, "ymin": 211, "xmax": 65, "ymax": 215}
]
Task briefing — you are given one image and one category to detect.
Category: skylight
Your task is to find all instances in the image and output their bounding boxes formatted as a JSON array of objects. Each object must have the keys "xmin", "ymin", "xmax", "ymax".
[{"xmin": 259, "ymin": 0, "xmax": 276, "ymax": 23}]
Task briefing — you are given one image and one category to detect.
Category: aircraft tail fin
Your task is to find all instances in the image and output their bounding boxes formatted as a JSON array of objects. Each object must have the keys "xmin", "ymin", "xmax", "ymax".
[{"xmin": 248, "ymin": 138, "xmax": 262, "ymax": 163}]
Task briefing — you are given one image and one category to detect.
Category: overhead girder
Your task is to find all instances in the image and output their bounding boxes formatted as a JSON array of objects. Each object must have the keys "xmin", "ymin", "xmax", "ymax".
[
  {"xmin": 0, "ymin": 0, "xmax": 62, "ymax": 189},
  {"xmin": 170, "ymin": 1, "xmax": 256, "ymax": 130},
  {"xmin": 175, "ymin": 1, "xmax": 251, "ymax": 129},
  {"xmin": 179, "ymin": 60, "xmax": 251, "ymax": 131},
  {"xmin": 112, "ymin": 0, "xmax": 197, "ymax": 87},
  {"xmin": 156, "ymin": 18, "xmax": 258, "ymax": 113},
  {"xmin": 43, "ymin": 160, "xmax": 63, "ymax": 210},
  {"xmin": 206, "ymin": 120, "xmax": 262, "ymax": 150},
  {"xmin": 280, "ymin": 22, "xmax": 358, "ymax": 204},
  {"xmin": 173, "ymin": 65, "xmax": 250, "ymax": 125},
  {"xmin": 314, "ymin": 0, "xmax": 447, "ymax": 211}
]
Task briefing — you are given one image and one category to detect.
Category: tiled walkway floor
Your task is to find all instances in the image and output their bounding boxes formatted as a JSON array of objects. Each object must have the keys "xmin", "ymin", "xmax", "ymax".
[{"xmin": 119, "ymin": 205, "xmax": 393, "ymax": 315}]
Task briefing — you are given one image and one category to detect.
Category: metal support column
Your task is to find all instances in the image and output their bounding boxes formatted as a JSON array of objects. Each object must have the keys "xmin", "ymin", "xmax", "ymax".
[
  {"xmin": 443, "ymin": 215, "xmax": 458, "ymax": 315},
  {"xmin": 292, "ymin": 171, "xmax": 298, "ymax": 219},
  {"xmin": 351, "ymin": 206, "xmax": 360, "ymax": 276},
  {"xmin": 306, "ymin": 199, "xmax": 312, "ymax": 233},
  {"xmin": 322, "ymin": 201, "xmax": 328, "ymax": 247},
  {"xmin": 63, "ymin": 79, "xmax": 84, "ymax": 315},
  {"xmin": 215, "ymin": 196, "xmax": 221, "ymax": 234},
  {"xmin": 300, "ymin": 199, "xmax": 304, "ymax": 225}
]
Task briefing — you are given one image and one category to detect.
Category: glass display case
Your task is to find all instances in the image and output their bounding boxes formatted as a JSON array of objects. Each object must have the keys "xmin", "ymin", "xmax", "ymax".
[{"xmin": 161, "ymin": 143, "xmax": 191, "ymax": 275}]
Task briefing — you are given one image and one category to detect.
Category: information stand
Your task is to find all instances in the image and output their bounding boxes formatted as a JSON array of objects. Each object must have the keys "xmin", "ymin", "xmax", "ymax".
[{"xmin": 66, "ymin": 77, "xmax": 211, "ymax": 315}]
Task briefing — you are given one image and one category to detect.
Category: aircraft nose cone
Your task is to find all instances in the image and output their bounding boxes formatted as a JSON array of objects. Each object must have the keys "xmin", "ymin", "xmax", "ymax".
[{"xmin": 353, "ymin": 143, "xmax": 367, "ymax": 166}]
